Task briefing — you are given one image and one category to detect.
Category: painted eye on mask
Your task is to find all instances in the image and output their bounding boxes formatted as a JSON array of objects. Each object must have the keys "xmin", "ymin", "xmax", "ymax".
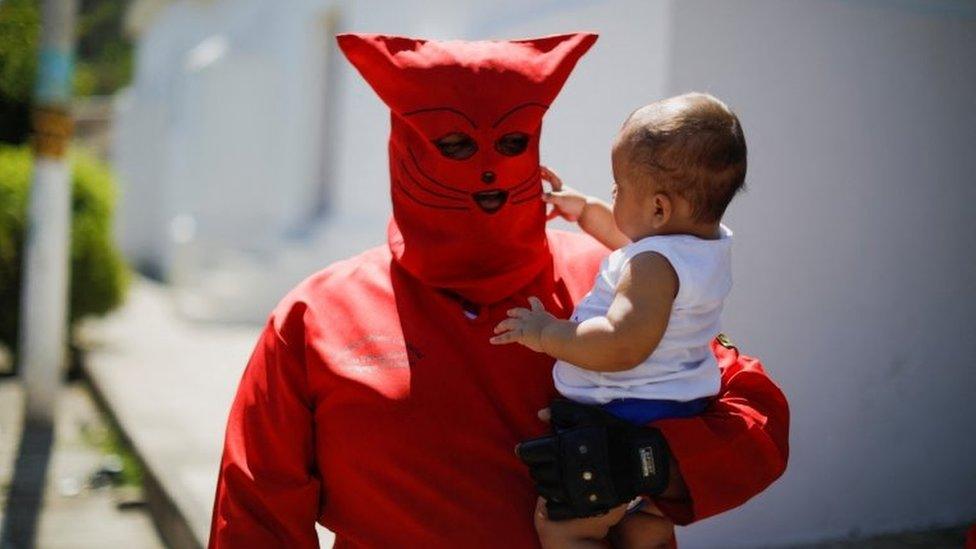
[
  {"xmin": 495, "ymin": 132, "xmax": 530, "ymax": 156},
  {"xmin": 433, "ymin": 132, "xmax": 478, "ymax": 160}
]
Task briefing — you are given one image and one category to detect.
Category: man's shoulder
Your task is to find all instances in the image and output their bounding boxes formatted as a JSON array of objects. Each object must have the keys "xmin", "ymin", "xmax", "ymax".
[
  {"xmin": 547, "ymin": 228, "xmax": 609, "ymax": 256},
  {"xmin": 547, "ymin": 228, "xmax": 610, "ymax": 276},
  {"xmin": 298, "ymin": 244, "xmax": 392, "ymax": 291},
  {"xmin": 269, "ymin": 245, "xmax": 393, "ymax": 332}
]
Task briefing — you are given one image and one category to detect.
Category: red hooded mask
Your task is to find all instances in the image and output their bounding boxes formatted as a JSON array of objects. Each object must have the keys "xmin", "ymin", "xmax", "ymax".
[{"xmin": 337, "ymin": 32, "xmax": 597, "ymax": 304}]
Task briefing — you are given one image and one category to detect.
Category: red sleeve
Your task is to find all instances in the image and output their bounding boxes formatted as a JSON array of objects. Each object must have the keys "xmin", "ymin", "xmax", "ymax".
[
  {"xmin": 652, "ymin": 339, "xmax": 790, "ymax": 525},
  {"xmin": 208, "ymin": 310, "xmax": 320, "ymax": 548}
]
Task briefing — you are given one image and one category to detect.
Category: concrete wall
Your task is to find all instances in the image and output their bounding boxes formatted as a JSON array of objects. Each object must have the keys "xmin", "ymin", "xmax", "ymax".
[
  {"xmin": 113, "ymin": 0, "xmax": 338, "ymax": 276},
  {"xmin": 664, "ymin": 1, "xmax": 976, "ymax": 546},
  {"xmin": 286, "ymin": 1, "xmax": 976, "ymax": 545},
  {"xmin": 113, "ymin": 0, "xmax": 976, "ymax": 545}
]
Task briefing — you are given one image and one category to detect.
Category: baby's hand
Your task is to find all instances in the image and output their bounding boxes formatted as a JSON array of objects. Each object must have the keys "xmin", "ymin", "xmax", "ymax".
[
  {"xmin": 490, "ymin": 296, "xmax": 555, "ymax": 353},
  {"xmin": 540, "ymin": 166, "xmax": 588, "ymax": 222}
]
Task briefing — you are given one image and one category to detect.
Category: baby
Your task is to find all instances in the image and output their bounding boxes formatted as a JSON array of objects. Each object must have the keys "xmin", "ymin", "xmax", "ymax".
[{"xmin": 490, "ymin": 92, "xmax": 747, "ymax": 548}]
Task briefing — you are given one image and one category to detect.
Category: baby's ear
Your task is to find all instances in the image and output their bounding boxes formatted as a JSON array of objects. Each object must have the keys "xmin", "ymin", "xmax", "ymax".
[
  {"xmin": 651, "ymin": 192, "xmax": 674, "ymax": 226},
  {"xmin": 336, "ymin": 33, "xmax": 427, "ymax": 111}
]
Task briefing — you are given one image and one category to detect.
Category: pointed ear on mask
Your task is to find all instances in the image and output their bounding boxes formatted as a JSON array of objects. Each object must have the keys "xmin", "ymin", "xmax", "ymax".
[
  {"xmin": 513, "ymin": 32, "xmax": 598, "ymax": 105},
  {"xmin": 337, "ymin": 32, "xmax": 598, "ymax": 113},
  {"xmin": 336, "ymin": 33, "xmax": 429, "ymax": 112}
]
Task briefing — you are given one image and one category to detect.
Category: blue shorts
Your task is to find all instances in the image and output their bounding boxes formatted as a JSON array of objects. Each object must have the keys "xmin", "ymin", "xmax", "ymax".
[
  {"xmin": 600, "ymin": 396, "xmax": 711, "ymax": 425},
  {"xmin": 600, "ymin": 396, "xmax": 711, "ymax": 513}
]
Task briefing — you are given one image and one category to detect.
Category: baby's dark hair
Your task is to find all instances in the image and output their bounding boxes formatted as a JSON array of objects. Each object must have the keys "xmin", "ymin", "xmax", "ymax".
[{"xmin": 620, "ymin": 92, "xmax": 747, "ymax": 223}]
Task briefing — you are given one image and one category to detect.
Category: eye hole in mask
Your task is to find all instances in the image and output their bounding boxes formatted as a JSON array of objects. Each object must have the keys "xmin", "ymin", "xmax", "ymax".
[
  {"xmin": 495, "ymin": 132, "xmax": 530, "ymax": 156},
  {"xmin": 433, "ymin": 132, "xmax": 479, "ymax": 160}
]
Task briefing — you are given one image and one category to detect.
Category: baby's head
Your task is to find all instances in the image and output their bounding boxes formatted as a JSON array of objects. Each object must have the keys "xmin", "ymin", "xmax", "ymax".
[{"xmin": 611, "ymin": 92, "xmax": 747, "ymax": 240}]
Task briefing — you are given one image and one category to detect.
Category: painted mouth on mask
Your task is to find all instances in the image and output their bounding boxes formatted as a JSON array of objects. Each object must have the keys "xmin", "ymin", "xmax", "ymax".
[{"xmin": 472, "ymin": 190, "xmax": 509, "ymax": 213}]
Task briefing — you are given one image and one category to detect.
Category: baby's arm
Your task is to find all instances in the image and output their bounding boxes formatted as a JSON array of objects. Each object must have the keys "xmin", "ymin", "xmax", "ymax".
[
  {"xmin": 541, "ymin": 166, "xmax": 631, "ymax": 250},
  {"xmin": 491, "ymin": 251, "xmax": 678, "ymax": 372}
]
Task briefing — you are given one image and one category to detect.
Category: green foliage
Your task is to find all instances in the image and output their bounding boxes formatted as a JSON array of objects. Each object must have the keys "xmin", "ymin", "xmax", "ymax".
[
  {"xmin": 0, "ymin": 0, "xmax": 39, "ymax": 102},
  {"xmin": 0, "ymin": 145, "xmax": 129, "ymax": 362},
  {"xmin": 76, "ymin": 0, "xmax": 134, "ymax": 96},
  {"xmin": 0, "ymin": 0, "xmax": 134, "ymax": 143},
  {"xmin": 0, "ymin": 0, "xmax": 40, "ymax": 143},
  {"xmin": 81, "ymin": 415, "xmax": 145, "ymax": 488}
]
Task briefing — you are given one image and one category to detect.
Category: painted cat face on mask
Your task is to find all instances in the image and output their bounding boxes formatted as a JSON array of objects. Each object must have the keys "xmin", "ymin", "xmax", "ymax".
[{"xmin": 338, "ymin": 32, "xmax": 597, "ymax": 304}]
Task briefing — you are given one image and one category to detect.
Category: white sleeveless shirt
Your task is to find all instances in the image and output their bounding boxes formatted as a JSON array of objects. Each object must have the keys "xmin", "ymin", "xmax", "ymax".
[{"xmin": 553, "ymin": 225, "xmax": 733, "ymax": 404}]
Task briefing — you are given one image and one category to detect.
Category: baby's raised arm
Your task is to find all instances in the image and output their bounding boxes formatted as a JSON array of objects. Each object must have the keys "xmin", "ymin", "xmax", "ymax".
[
  {"xmin": 490, "ymin": 251, "xmax": 678, "ymax": 372},
  {"xmin": 541, "ymin": 166, "xmax": 630, "ymax": 250}
]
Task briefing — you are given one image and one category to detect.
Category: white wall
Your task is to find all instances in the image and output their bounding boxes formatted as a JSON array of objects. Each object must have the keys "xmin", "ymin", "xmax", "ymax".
[
  {"xmin": 114, "ymin": 1, "xmax": 976, "ymax": 544},
  {"xmin": 114, "ymin": 0, "xmax": 336, "ymax": 274},
  {"xmin": 664, "ymin": 1, "xmax": 976, "ymax": 546},
  {"xmin": 323, "ymin": 1, "xmax": 976, "ymax": 545}
]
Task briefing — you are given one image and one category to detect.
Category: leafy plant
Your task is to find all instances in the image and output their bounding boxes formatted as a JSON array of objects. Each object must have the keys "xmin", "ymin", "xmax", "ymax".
[
  {"xmin": 0, "ymin": 0, "xmax": 40, "ymax": 144},
  {"xmin": 0, "ymin": 0, "xmax": 134, "ymax": 143},
  {"xmin": 0, "ymin": 145, "xmax": 129, "ymax": 368}
]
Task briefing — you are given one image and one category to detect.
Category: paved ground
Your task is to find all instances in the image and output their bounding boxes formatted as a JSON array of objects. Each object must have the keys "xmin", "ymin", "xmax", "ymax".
[
  {"xmin": 79, "ymin": 279, "xmax": 333, "ymax": 548},
  {"xmin": 0, "ymin": 380, "xmax": 164, "ymax": 549},
  {"xmin": 791, "ymin": 526, "xmax": 969, "ymax": 548}
]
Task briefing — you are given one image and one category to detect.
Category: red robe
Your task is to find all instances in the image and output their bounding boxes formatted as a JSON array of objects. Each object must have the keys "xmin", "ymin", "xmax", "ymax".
[{"xmin": 209, "ymin": 230, "xmax": 789, "ymax": 547}]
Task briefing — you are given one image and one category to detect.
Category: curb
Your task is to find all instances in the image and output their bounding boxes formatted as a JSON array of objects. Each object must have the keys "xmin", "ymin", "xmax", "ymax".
[{"xmin": 81, "ymin": 363, "xmax": 204, "ymax": 549}]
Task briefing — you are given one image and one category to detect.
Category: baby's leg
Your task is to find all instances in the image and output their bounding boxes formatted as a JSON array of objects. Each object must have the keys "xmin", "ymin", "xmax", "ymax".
[
  {"xmin": 608, "ymin": 504, "xmax": 675, "ymax": 549},
  {"xmin": 533, "ymin": 497, "xmax": 625, "ymax": 549},
  {"xmin": 538, "ymin": 531, "xmax": 611, "ymax": 549}
]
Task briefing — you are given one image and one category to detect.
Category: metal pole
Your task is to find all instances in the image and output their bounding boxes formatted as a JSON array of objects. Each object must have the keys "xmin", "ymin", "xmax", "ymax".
[{"xmin": 19, "ymin": 0, "xmax": 79, "ymax": 424}]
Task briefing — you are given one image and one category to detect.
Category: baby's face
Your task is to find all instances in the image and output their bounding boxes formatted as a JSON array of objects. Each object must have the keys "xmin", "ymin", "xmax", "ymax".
[{"xmin": 610, "ymin": 139, "xmax": 653, "ymax": 239}]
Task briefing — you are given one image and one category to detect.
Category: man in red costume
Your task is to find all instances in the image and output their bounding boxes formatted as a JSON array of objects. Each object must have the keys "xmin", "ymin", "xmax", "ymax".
[{"xmin": 209, "ymin": 33, "xmax": 789, "ymax": 548}]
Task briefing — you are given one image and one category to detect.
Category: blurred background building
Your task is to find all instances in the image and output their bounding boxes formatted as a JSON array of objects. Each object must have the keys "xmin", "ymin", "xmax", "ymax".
[
  {"xmin": 114, "ymin": 0, "xmax": 976, "ymax": 546},
  {"xmin": 2, "ymin": 0, "xmax": 973, "ymax": 547}
]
